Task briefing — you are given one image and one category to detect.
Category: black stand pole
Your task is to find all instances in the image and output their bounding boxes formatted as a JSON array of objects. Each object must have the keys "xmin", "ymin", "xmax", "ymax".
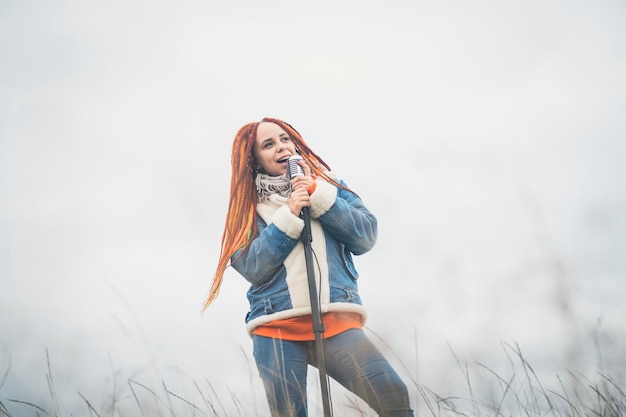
[{"xmin": 300, "ymin": 207, "xmax": 332, "ymax": 417}]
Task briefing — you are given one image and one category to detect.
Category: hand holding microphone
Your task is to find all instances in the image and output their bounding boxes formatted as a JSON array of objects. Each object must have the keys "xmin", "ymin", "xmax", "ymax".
[{"xmin": 287, "ymin": 155, "xmax": 314, "ymax": 217}]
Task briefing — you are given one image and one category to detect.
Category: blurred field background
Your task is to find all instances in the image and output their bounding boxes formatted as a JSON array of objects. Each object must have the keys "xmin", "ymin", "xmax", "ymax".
[{"xmin": 1, "ymin": 0, "xmax": 625, "ymax": 415}]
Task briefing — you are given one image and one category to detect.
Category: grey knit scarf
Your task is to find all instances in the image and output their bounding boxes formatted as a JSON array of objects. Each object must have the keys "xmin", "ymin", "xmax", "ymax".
[{"xmin": 255, "ymin": 173, "xmax": 291, "ymax": 202}]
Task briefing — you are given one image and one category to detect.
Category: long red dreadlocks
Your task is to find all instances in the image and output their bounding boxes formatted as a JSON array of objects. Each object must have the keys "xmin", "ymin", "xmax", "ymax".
[{"xmin": 201, "ymin": 117, "xmax": 350, "ymax": 311}]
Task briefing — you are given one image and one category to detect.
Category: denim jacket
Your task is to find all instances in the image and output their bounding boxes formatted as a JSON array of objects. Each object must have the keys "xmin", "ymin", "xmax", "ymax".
[{"xmin": 231, "ymin": 178, "xmax": 377, "ymax": 334}]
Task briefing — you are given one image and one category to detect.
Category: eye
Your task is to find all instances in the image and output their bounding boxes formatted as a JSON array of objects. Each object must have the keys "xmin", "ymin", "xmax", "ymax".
[{"xmin": 280, "ymin": 136, "xmax": 290, "ymax": 142}]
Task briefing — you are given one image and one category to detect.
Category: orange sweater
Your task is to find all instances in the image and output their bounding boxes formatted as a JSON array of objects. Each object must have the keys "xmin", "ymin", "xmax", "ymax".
[{"xmin": 251, "ymin": 312, "xmax": 363, "ymax": 341}]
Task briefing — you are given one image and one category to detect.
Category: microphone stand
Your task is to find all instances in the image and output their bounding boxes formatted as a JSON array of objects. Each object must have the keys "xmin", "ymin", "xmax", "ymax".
[
  {"xmin": 288, "ymin": 155, "xmax": 332, "ymax": 416},
  {"xmin": 300, "ymin": 206, "xmax": 332, "ymax": 417}
]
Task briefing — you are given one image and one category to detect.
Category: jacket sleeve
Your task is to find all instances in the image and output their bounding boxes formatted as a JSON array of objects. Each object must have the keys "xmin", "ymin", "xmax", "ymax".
[
  {"xmin": 309, "ymin": 179, "xmax": 378, "ymax": 255},
  {"xmin": 231, "ymin": 205, "xmax": 304, "ymax": 286}
]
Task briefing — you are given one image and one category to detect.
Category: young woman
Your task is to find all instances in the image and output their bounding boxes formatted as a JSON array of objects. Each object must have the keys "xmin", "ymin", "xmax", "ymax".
[{"xmin": 203, "ymin": 118, "xmax": 414, "ymax": 417}]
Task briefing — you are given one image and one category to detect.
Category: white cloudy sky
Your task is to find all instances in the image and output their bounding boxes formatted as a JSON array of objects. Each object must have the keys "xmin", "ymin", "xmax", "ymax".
[{"xmin": 1, "ymin": 0, "xmax": 625, "ymax": 415}]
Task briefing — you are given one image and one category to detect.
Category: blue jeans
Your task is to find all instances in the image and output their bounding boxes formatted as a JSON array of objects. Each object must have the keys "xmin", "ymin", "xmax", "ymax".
[{"xmin": 253, "ymin": 328, "xmax": 414, "ymax": 417}]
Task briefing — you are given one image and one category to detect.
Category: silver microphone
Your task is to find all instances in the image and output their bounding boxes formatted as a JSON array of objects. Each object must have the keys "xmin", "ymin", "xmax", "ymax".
[{"xmin": 287, "ymin": 155, "xmax": 304, "ymax": 178}]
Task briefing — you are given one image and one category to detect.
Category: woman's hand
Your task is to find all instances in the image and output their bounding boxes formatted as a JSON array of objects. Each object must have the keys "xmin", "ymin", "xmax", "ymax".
[
  {"xmin": 288, "ymin": 186, "xmax": 310, "ymax": 216},
  {"xmin": 288, "ymin": 160, "xmax": 314, "ymax": 216}
]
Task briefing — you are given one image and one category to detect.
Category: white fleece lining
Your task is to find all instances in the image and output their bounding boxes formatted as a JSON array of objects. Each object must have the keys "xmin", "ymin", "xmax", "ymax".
[
  {"xmin": 246, "ymin": 303, "xmax": 368, "ymax": 335},
  {"xmin": 309, "ymin": 179, "xmax": 337, "ymax": 219},
  {"xmin": 283, "ymin": 216, "xmax": 328, "ymax": 309},
  {"xmin": 257, "ymin": 203, "xmax": 303, "ymax": 240}
]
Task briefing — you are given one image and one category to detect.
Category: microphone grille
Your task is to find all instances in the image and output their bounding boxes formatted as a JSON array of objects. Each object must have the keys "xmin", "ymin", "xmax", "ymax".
[{"xmin": 287, "ymin": 155, "xmax": 304, "ymax": 178}]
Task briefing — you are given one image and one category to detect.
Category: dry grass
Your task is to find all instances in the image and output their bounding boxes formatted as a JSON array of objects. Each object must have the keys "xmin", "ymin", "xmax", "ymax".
[{"xmin": 1, "ymin": 340, "xmax": 624, "ymax": 417}]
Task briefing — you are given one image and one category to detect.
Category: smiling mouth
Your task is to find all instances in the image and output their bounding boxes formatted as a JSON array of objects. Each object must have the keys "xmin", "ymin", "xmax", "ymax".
[{"xmin": 277, "ymin": 157, "xmax": 289, "ymax": 164}]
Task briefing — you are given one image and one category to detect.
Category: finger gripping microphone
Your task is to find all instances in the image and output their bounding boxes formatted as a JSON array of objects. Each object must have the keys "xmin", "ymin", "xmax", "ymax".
[
  {"xmin": 287, "ymin": 154, "xmax": 311, "ymax": 229},
  {"xmin": 288, "ymin": 155, "xmax": 305, "ymax": 178}
]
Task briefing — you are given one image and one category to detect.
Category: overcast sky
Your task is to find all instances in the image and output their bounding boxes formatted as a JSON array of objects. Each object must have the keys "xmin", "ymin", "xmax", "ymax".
[{"xmin": 1, "ymin": 0, "xmax": 625, "ymax": 415}]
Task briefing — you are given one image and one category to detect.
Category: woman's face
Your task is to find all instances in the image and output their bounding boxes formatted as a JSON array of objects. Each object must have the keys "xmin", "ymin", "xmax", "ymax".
[{"xmin": 253, "ymin": 122, "xmax": 298, "ymax": 176}]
